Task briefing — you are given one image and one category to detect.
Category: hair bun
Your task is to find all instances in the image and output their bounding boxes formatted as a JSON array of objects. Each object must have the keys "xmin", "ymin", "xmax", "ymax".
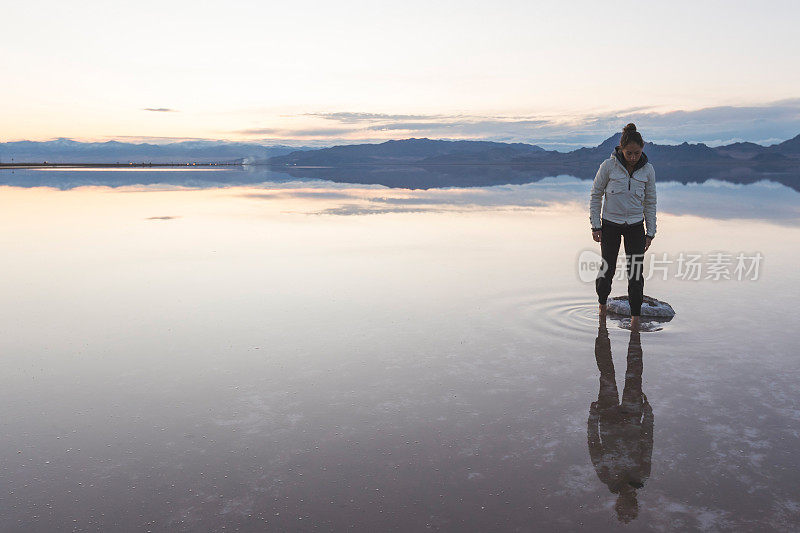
[{"xmin": 623, "ymin": 123, "xmax": 637, "ymax": 133}]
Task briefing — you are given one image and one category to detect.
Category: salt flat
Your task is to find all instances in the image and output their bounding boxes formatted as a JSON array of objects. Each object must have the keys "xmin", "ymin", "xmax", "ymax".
[{"xmin": 0, "ymin": 171, "xmax": 798, "ymax": 531}]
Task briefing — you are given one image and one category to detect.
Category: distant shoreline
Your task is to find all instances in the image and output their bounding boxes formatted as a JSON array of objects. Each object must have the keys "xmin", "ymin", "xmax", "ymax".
[{"xmin": 0, "ymin": 162, "xmax": 242, "ymax": 169}]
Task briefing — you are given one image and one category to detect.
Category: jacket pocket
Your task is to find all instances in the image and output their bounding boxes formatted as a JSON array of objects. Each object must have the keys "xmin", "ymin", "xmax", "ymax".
[
  {"xmin": 631, "ymin": 173, "xmax": 647, "ymax": 197},
  {"xmin": 606, "ymin": 174, "xmax": 628, "ymax": 195}
]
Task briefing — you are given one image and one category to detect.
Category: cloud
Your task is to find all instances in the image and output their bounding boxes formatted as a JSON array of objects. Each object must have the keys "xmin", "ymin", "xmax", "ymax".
[
  {"xmin": 304, "ymin": 112, "xmax": 450, "ymax": 123},
  {"xmin": 259, "ymin": 99, "xmax": 800, "ymax": 150},
  {"xmin": 108, "ymin": 135, "xmax": 213, "ymax": 143},
  {"xmin": 572, "ymin": 98, "xmax": 800, "ymax": 147},
  {"xmin": 143, "ymin": 108, "xmax": 177, "ymax": 112},
  {"xmin": 366, "ymin": 119, "xmax": 551, "ymax": 133},
  {"xmin": 365, "ymin": 121, "xmax": 464, "ymax": 131},
  {"xmin": 237, "ymin": 127, "xmax": 354, "ymax": 137}
]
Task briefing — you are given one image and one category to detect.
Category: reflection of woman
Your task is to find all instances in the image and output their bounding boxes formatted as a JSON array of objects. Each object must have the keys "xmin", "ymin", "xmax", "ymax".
[
  {"xmin": 589, "ymin": 123, "xmax": 657, "ymax": 330},
  {"xmin": 588, "ymin": 314, "xmax": 653, "ymax": 523}
]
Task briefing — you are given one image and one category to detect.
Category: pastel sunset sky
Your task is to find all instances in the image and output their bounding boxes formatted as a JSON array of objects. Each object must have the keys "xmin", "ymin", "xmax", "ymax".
[{"xmin": 3, "ymin": 0, "xmax": 799, "ymax": 147}]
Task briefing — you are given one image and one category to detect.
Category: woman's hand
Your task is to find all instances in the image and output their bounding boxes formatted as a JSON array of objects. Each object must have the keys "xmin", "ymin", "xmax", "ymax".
[
  {"xmin": 645, "ymin": 236, "xmax": 652, "ymax": 251},
  {"xmin": 592, "ymin": 230, "xmax": 602, "ymax": 242}
]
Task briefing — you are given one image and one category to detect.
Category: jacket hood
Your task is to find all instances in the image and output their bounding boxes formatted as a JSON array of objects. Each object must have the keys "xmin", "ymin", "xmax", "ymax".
[{"xmin": 613, "ymin": 146, "xmax": 649, "ymax": 172}]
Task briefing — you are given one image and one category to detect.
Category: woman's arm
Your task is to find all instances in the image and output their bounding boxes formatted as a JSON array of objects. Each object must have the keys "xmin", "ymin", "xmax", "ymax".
[
  {"xmin": 643, "ymin": 168, "xmax": 657, "ymax": 238},
  {"xmin": 589, "ymin": 161, "xmax": 609, "ymax": 231}
]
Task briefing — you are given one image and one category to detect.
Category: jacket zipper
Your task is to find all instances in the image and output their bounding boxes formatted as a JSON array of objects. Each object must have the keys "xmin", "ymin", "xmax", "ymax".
[
  {"xmin": 614, "ymin": 156, "xmax": 635, "ymax": 189},
  {"xmin": 613, "ymin": 157, "xmax": 635, "ymax": 224}
]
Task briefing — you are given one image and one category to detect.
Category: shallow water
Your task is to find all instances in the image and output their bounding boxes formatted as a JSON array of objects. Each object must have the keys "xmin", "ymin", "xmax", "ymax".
[{"xmin": 1, "ymin": 172, "xmax": 799, "ymax": 531}]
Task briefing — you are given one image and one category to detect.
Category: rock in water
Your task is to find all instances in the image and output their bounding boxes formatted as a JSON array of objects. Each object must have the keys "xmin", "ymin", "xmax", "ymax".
[{"xmin": 606, "ymin": 295, "xmax": 676, "ymax": 318}]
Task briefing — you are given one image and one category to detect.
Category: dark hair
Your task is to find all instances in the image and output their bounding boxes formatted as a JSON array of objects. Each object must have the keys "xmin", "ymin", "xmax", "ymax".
[{"xmin": 619, "ymin": 123, "xmax": 644, "ymax": 149}]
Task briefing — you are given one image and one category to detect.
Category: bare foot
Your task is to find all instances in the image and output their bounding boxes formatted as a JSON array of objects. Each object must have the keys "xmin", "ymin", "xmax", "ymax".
[
  {"xmin": 630, "ymin": 315, "xmax": 640, "ymax": 330},
  {"xmin": 599, "ymin": 303, "xmax": 607, "ymax": 316}
]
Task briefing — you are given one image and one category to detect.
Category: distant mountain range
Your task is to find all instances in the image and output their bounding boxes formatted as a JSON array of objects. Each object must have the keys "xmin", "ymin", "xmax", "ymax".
[
  {"xmin": 4, "ymin": 134, "xmax": 798, "ymax": 169},
  {"xmin": 264, "ymin": 138, "xmax": 547, "ymax": 166},
  {"xmin": 2, "ymin": 134, "xmax": 798, "ymax": 191},
  {"xmin": 267, "ymin": 132, "xmax": 800, "ymax": 167},
  {"xmin": 263, "ymin": 133, "xmax": 800, "ymax": 190},
  {"xmin": 0, "ymin": 139, "xmax": 311, "ymax": 164}
]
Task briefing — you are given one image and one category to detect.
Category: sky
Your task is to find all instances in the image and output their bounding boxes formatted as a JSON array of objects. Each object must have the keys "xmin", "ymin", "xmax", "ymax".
[{"xmin": 2, "ymin": 0, "xmax": 800, "ymax": 147}]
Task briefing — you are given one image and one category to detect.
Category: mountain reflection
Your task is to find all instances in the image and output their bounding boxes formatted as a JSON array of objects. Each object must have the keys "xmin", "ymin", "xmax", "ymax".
[
  {"xmin": 276, "ymin": 163, "xmax": 800, "ymax": 192},
  {"xmin": 588, "ymin": 315, "xmax": 653, "ymax": 523},
  {"xmin": 2, "ymin": 164, "xmax": 798, "ymax": 193},
  {"xmin": 2, "ymin": 166, "xmax": 798, "ymax": 224}
]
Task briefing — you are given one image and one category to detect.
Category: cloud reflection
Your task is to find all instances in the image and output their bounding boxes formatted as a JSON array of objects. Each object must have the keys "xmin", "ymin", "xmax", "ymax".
[
  {"xmin": 238, "ymin": 177, "xmax": 800, "ymax": 224},
  {"xmin": 310, "ymin": 205, "xmax": 444, "ymax": 216}
]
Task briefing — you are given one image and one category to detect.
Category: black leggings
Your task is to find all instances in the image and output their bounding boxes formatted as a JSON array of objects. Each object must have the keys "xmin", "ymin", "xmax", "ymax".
[{"xmin": 595, "ymin": 219, "xmax": 646, "ymax": 316}]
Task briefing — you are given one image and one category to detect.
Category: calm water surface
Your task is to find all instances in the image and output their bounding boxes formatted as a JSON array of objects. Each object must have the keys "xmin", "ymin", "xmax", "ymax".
[{"xmin": 1, "ymin": 170, "xmax": 799, "ymax": 531}]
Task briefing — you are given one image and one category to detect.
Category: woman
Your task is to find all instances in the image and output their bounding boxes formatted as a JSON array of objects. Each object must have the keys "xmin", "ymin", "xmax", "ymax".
[{"xmin": 589, "ymin": 123, "xmax": 657, "ymax": 329}]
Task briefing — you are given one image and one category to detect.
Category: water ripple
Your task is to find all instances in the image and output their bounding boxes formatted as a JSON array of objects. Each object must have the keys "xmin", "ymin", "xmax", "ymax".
[{"xmin": 483, "ymin": 291, "xmax": 671, "ymax": 338}]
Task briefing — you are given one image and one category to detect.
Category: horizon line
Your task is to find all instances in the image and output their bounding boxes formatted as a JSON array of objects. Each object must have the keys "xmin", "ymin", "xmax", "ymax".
[{"xmin": 1, "ymin": 132, "xmax": 798, "ymax": 151}]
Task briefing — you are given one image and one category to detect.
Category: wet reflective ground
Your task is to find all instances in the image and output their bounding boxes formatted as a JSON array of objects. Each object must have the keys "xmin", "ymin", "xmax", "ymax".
[{"xmin": 1, "ymin": 173, "xmax": 799, "ymax": 531}]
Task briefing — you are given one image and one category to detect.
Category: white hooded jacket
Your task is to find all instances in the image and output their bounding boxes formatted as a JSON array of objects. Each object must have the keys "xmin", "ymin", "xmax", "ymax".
[{"xmin": 589, "ymin": 147, "xmax": 657, "ymax": 238}]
